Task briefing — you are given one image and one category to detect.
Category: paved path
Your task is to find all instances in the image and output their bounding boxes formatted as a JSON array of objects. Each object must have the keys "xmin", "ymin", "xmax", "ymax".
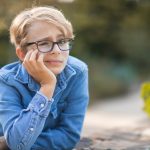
[
  {"xmin": 82, "ymin": 89, "xmax": 149, "ymax": 136},
  {"xmin": 75, "ymin": 89, "xmax": 150, "ymax": 149}
]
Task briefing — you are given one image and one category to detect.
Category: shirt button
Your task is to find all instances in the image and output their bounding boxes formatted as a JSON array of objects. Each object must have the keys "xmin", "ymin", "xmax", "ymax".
[
  {"xmin": 29, "ymin": 128, "xmax": 34, "ymax": 132},
  {"xmin": 40, "ymin": 103, "xmax": 45, "ymax": 108}
]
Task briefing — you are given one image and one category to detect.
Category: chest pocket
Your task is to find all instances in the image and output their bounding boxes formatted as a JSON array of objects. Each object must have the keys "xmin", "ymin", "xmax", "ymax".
[
  {"xmin": 57, "ymin": 101, "xmax": 67, "ymax": 112},
  {"xmin": 50, "ymin": 101, "xmax": 67, "ymax": 119}
]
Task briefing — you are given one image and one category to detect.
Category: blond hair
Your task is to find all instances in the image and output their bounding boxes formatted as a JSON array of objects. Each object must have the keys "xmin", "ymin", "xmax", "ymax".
[{"xmin": 10, "ymin": 6, "xmax": 74, "ymax": 48}]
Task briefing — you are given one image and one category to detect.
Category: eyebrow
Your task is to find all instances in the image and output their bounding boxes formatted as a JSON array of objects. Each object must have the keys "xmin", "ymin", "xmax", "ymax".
[{"xmin": 27, "ymin": 34, "xmax": 65, "ymax": 44}]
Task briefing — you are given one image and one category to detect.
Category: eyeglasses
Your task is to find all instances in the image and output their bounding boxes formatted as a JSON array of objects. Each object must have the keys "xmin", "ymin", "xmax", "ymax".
[{"xmin": 24, "ymin": 38, "xmax": 74, "ymax": 53}]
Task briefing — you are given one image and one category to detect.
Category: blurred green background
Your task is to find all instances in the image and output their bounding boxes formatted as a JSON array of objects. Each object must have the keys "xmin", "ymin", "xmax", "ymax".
[{"xmin": 0, "ymin": 0, "xmax": 150, "ymax": 100}]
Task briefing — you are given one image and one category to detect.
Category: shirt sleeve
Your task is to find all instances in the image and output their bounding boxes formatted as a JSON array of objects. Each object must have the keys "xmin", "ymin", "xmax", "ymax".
[
  {"xmin": 0, "ymin": 67, "xmax": 89, "ymax": 150},
  {"xmin": 0, "ymin": 82, "xmax": 54, "ymax": 150},
  {"xmin": 33, "ymin": 68, "xmax": 89, "ymax": 150}
]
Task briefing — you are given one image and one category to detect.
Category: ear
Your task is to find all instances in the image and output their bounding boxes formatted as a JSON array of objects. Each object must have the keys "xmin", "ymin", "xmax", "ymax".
[{"xmin": 16, "ymin": 47, "xmax": 26, "ymax": 61}]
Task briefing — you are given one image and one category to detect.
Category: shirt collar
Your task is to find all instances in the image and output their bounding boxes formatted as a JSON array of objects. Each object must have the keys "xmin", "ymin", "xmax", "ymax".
[
  {"xmin": 14, "ymin": 63, "xmax": 40, "ymax": 92},
  {"xmin": 14, "ymin": 63, "xmax": 76, "ymax": 92},
  {"xmin": 15, "ymin": 63, "xmax": 29, "ymax": 84},
  {"xmin": 57, "ymin": 64, "xmax": 76, "ymax": 88}
]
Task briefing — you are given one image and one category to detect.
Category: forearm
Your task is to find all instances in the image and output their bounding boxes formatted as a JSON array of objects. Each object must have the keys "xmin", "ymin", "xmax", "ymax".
[
  {"xmin": 40, "ymin": 82, "xmax": 56, "ymax": 100},
  {"xmin": 2, "ymin": 92, "xmax": 53, "ymax": 150},
  {"xmin": 34, "ymin": 127, "xmax": 81, "ymax": 150}
]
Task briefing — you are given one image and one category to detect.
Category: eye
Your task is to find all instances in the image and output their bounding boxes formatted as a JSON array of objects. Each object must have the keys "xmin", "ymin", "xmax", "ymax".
[
  {"xmin": 58, "ymin": 39, "xmax": 68, "ymax": 44},
  {"xmin": 38, "ymin": 41, "xmax": 50, "ymax": 46}
]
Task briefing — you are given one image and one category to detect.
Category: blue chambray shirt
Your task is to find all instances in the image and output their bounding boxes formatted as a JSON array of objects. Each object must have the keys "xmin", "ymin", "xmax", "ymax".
[{"xmin": 0, "ymin": 56, "xmax": 89, "ymax": 150}]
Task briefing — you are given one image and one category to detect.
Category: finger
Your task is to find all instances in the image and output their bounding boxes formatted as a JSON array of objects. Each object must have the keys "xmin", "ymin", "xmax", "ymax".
[
  {"xmin": 22, "ymin": 61, "xmax": 33, "ymax": 75},
  {"xmin": 29, "ymin": 49, "xmax": 38, "ymax": 61},
  {"xmin": 29, "ymin": 50, "xmax": 41, "ymax": 72},
  {"xmin": 37, "ymin": 52, "xmax": 44, "ymax": 64},
  {"xmin": 23, "ymin": 50, "xmax": 34, "ymax": 70},
  {"xmin": 24, "ymin": 50, "xmax": 33, "ymax": 62}
]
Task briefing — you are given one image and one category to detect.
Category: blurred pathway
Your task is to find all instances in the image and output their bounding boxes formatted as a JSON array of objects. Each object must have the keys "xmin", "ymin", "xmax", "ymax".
[{"xmin": 82, "ymin": 89, "xmax": 150, "ymax": 137}]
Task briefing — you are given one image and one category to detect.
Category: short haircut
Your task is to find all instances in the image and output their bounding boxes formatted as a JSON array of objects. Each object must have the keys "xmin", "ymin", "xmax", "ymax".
[{"xmin": 10, "ymin": 6, "xmax": 74, "ymax": 48}]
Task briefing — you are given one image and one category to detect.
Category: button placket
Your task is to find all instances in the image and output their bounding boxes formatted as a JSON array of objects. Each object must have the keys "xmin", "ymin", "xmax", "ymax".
[
  {"xmin": 40, "ymin": 103, "xmax": 45, "ymax": 108},
  {"xmin": 29, "ymin": 127, "xmax": 34, "ymax": 132}
]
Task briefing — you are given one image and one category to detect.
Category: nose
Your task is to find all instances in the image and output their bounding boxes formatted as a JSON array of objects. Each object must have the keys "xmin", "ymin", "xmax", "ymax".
[{"xmin": 50, "ymin": 43, "xmax": 61, "ymax": 54}]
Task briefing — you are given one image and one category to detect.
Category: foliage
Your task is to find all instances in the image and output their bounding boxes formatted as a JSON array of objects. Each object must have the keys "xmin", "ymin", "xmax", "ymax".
[
  {"xmin": 0, "ymin": 0, "xmax": 150, "ymax": 99},
  {"xmin": 88, "ymin": 57, "xmax": 137, "ymax": 99},
  {"xmin": 141, "ymin": 82, "xmax": 150, "ymax": 117}
]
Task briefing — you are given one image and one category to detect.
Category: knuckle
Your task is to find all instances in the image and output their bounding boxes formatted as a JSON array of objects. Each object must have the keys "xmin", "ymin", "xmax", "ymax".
[
  {"xmin": 23, "ymin": 60, "xmax": 27, "ymax": 65},
  {"xmin": 37, "ymin": 59, "xmax": 42, "ymax": 64},
  {"xmin": 28, "ymin": 59, "xmax": 34, "ymax": 64}
]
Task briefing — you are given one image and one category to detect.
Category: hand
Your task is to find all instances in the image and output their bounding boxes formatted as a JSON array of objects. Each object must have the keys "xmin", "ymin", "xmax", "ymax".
[
  {"xmin": 23, "ymin": 50, "xmax": 56, "ymax": 99},
  {"xmin": 0, "ymin": 137, "xmax": 9, "ymax": 150}
]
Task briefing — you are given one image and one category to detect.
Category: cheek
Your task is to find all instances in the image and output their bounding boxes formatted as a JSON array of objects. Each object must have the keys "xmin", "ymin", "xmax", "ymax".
[
  {"xmin": 37, "ymin": 52, "xmax": 47, "ymax": 60},
  {"xmin": 63, "ymin": 51, "xmax": 69, "ymax": 61}
]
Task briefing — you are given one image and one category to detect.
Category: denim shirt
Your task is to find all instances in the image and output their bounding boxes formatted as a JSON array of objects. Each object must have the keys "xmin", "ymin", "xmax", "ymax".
[{"xmin": 0, "ymin": 56, "xmax": 89, "ymax": 150}]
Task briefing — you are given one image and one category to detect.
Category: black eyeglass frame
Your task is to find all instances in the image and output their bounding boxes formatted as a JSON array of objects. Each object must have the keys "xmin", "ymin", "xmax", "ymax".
[{"xmin": 23, "ymin": 38, "xmax": 74, "ymax": 53}]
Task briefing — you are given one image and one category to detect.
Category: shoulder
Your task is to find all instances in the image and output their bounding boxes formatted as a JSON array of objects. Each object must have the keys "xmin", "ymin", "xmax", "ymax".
[
  {"xmin": 0, "ymin": 61, "xmax": 20, "ymax": 83},
  {"xmin": 67, "ymin": 56, "xmax": 88, "ymax": 74}
]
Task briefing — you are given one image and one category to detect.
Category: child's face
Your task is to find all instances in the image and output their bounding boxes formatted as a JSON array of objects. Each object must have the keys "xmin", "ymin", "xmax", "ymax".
[{"xmin": 23, "ymin": 20, "xmax": 70, "ymax": 75}]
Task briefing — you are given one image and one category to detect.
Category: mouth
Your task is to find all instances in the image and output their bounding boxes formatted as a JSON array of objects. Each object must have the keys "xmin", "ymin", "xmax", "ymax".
[{"xmin": 44, "ymin": 60, "xmax": 63, "ymax": 65}]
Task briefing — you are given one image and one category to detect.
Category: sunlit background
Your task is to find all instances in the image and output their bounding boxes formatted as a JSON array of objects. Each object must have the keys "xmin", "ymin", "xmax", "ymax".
[{"xmin": 0, "ymin": 1, "xmax": 150, "ymax": 133}]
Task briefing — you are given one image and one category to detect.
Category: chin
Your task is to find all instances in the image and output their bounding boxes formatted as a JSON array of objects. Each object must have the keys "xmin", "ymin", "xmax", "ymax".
[{"xmin": 48, "ymin": 66, "xmax": 64, "ymax": 75}]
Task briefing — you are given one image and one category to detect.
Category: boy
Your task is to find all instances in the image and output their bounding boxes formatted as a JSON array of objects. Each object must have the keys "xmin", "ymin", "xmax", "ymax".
[{"xmin": 0, "ymin": 6, "xmax": 89, "ymax": 150}]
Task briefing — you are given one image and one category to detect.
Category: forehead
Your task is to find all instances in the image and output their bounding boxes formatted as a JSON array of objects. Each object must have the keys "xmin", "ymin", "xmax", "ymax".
[{"xmin": 26, "ymin": 20, "xmax": 64, "ymax": 42}]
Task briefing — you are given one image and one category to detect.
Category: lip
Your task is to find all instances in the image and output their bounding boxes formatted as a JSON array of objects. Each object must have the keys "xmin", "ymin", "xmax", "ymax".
[{"xmin": 44, "ymin": 60, "xmax": 63, "ymax": 65}]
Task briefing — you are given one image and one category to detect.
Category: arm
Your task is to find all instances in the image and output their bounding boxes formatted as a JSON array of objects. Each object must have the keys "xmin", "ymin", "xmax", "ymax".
[
  {"xmin": 0, "ymin": 82, "xmax": 54, "ymax": 150},
  {"xmin": 0, "ymin": 50, "xmax": 56, "ymax": 150},
  {"xmin": 33, "ymin": 68, "xmax": 89, "ymax": 150}
]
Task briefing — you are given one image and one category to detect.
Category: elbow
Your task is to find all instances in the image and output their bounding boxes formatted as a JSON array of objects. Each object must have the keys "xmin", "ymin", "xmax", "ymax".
[
  {"xmin": 6, "ymin": 134, "xmax": 28, "ymax": 150},
  {"xmin": 69, "ymin": 132, "xmax": 81, "ymax": 149},
  {"xmin": 6, "ymin": 136, "xmax": 20, "ymax": 150},
  {"xmin": 7, "ymin": 141, "xmax": 28, "ymax": 150}
]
